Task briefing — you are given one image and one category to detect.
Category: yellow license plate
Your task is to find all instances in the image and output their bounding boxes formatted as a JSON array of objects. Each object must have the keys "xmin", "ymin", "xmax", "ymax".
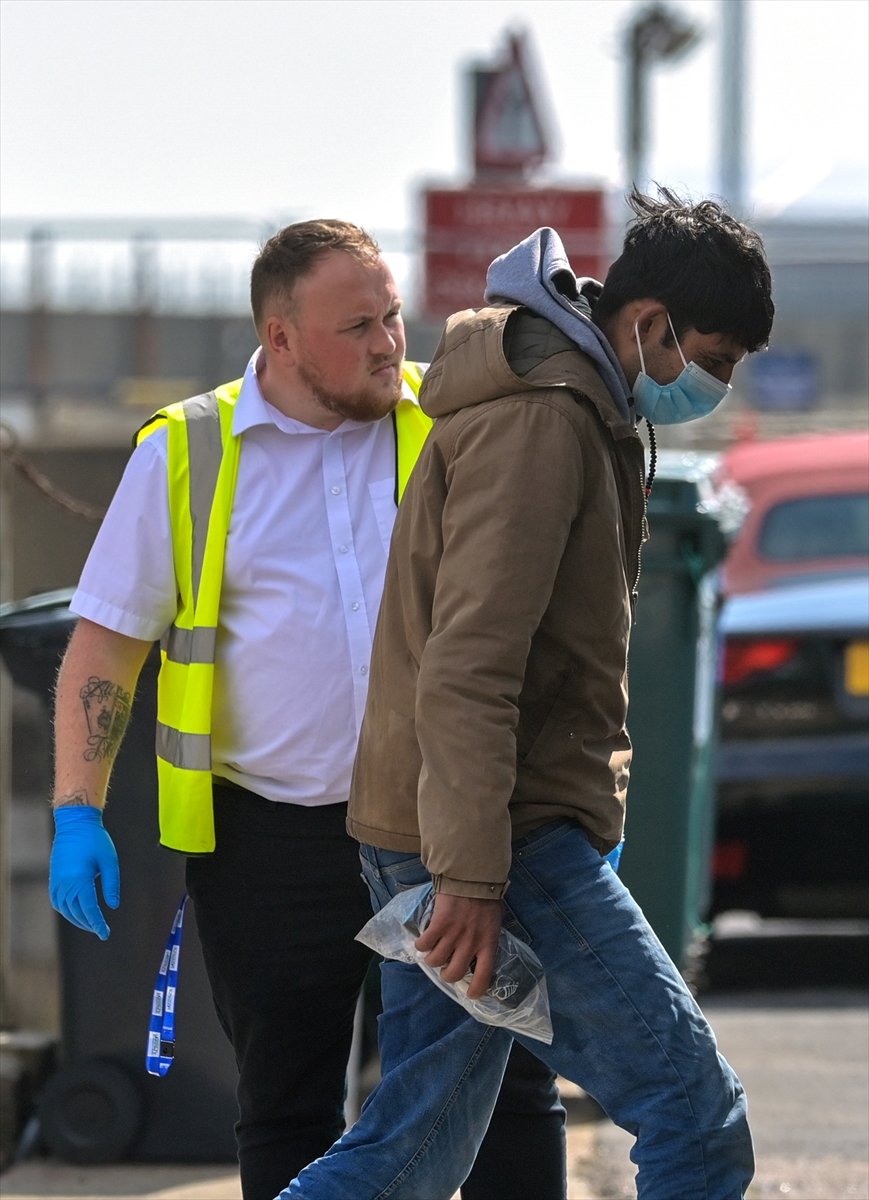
[{"xmin": 845, "ymin": 640, "xmax": 869, "ymax": 695}]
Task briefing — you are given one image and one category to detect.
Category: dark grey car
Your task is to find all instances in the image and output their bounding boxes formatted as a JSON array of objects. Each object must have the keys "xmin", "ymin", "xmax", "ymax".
[{"xmin": 712, "ymin": 570, "xmax": 869, "ymax": 918}]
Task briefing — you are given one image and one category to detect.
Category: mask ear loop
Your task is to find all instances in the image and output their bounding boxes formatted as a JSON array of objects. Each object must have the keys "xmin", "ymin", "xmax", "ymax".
[
  {"xmin": 666, "ymin": 312, "xmax": 689, "ymax": 369},
  {"xmin": 636, "ymin": 313, "xmax": 688, "ymax": 372}
]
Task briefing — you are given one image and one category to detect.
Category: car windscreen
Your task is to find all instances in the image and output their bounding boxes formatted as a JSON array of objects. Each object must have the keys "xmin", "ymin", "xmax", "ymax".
[{"xmin": 758, "ymin": 492, "xmax": 869, "ymax": 562}]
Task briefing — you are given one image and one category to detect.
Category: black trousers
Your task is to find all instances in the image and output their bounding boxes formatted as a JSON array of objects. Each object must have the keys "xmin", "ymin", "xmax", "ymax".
[{"xmin": 186, "ymin": 784, "xmax": 565, "ymax": 1200}]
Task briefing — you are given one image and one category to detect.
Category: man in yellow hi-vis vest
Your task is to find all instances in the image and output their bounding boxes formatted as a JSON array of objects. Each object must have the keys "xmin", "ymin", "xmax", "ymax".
[{"xmin": 48, "ymin": 221, "xmax": 566, "ymax": 1200}]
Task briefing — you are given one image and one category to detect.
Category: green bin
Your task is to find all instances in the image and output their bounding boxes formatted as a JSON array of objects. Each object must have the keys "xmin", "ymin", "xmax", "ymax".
[
  {"xmin": 618, "ymin": 451, "xmax": 736, "ymax": 975},
  {"xmin": 0, "ymin": 590, "xmax": 239, "ymax": 1163}
]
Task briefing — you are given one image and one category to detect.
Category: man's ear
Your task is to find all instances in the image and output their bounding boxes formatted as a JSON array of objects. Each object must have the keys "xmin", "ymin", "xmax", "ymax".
[
  {"xmin": 632, "ymin": 301, "xmax": 667, "ymax": 344},
  {"xmin": 263, "ymin": 313, "xmax": 297, "ymax": 363}
]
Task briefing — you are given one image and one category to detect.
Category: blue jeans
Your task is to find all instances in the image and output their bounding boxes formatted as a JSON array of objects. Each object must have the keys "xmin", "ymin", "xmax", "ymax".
[{"xmin": 276, "ymin": 821, "xmax": 754, "ymax": 1200}]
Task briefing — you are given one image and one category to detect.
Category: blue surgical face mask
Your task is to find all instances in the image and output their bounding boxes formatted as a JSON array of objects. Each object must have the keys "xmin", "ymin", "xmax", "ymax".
[{"xmin": 632, "ymin": 314, "xmax": 731, "ymax": 424}]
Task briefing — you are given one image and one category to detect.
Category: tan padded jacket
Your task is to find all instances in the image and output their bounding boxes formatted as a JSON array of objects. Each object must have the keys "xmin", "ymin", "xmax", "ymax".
[{"xmin": 348, "ymin": 305, "xmax": 648, "ymax": 898}]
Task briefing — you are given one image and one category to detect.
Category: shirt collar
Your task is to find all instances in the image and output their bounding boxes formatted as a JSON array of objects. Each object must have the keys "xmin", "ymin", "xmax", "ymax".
[{"xmin": 231, "ymin": 349, "xmax": 276, "ymax": 436}]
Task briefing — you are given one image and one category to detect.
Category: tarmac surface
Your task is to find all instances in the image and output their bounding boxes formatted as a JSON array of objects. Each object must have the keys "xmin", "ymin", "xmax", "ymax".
[
  {"xmin": 0, "ymin": 1076, "xmax": 606, "ymax": 1199},
  {"xmin": 2, "ymin": 930, "xmax": 867, "ymax": 1200},
  {"xmin": 0, "ymin": 1117, "xmax": 603, "ymax": 1199}
]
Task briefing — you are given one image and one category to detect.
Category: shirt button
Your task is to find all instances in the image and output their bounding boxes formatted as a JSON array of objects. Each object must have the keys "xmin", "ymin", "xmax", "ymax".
[
  {"xmin": 339, "ymin": 545, "xmax": 348, "ymax": 554},
  {"xmin": 330, "ymin": 486, "xmax": 341, "ymax": 495},
  {"xmin": 360, "ymin": 666, "xmax": 368, "ymax": 675},
  {"xmin": 351, "ymin": 602, "xmax": 360, "ymax": 612}
]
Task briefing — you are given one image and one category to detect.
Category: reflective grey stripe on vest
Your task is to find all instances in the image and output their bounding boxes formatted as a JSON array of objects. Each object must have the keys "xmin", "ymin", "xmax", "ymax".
[
  {"xmin": 156, "ymin": 392, "xmax": 224, "ymax": 770},
  {"xmin": 156, "ymin": 722, "xmax": 212, "ymax": 771},
  {"xmin": 162, "ymin": 624, "xmax": 217, "ymax": 664},
  {"xmin": 182, "ymin": 390, "xmax": 224, "ymax": 601},
  {"xmin": 159, "ymin": 390, "xmax": 224, "ymax": 665}
]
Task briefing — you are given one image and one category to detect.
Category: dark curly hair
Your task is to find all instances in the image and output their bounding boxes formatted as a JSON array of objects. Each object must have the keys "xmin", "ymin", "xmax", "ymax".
[{"xmin": 594, "ymin": 186, "xmax": 774, "ymax": 352}]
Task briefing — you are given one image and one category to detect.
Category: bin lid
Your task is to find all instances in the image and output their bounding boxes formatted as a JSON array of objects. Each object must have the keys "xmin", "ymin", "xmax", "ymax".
[
  {"xmin": 0, "ymin": 588, "xmax": 77, "ymax": 689},
  {"xmin": 0, "ymin": 587, "xmax": 76, "ymax": 626},
  {"xmin": 649, "ymin": 450, "xmax": 746, "ymax": 535},
  {"xmin": 0, "ymin": 588, "xmax": 77, "ymax": 659}
]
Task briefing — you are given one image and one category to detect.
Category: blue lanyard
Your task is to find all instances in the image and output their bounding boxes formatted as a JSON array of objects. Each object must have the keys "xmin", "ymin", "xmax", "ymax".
[{"xmin": 146, "ymin": 893, "xmax": 188, "ymax": 1077}]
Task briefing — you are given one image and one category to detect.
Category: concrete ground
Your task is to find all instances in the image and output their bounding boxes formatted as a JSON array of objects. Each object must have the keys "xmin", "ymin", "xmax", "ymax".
[
  {"xmin": 0, "ymin": 1118, "xmax": 605, "ymax": 1200},
  {"xmin": 3, "ymin": 960, "xmax": 867, "ymax": 1200}
]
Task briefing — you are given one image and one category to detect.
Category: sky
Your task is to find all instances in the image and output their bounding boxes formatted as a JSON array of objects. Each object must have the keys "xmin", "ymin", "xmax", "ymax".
[{"xmin": 2, "ymin": 0, "xmax": 867, "ymax": 247}]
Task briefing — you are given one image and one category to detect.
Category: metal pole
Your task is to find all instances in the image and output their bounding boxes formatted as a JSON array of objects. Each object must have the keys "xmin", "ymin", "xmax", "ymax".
[
  {"xmin": 627, "ymin": 24, "xmax": 648, "ymax": 190},
  {"xmin": 132, "ymin": 234, "xmax": 158, "ymax": 381},
  {"xmin": 719, "ymin": 0, "xmax": 747, "ymax": 213},
  {"xmin": 624, "ymin": 5, "xmax": 703, "ymax": 195},
  {"xmin": 26, "ymin": 228, "xmax": 51, "ymax": 423},
  {"xmin": 0, "ymin": 430, "xmax": 13, "ymax": 1026}
]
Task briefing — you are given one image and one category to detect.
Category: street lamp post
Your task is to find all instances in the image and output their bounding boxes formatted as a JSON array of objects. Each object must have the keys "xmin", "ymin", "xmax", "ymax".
[
  {"xmin": 719, "ymin": 0, "xmax": 747, "ymax": 214},
  {"xmin": 624, "ymin": 2, "xmax": 703, "ymax": 190}
]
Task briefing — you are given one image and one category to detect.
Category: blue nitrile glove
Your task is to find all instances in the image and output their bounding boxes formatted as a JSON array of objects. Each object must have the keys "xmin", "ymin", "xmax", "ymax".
[
  {"xmin": 604, "ymin": 839, "xmax": 625, "ymax": 872},
  {"xmin": 49, "ymin": 806, "xmax": 120, "ymax": 940}
]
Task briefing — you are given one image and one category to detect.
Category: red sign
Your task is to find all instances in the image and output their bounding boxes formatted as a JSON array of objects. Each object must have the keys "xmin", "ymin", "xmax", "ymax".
[{"xmin": 422, "ymin": 186, "xmax": 609, "ymax": 319}]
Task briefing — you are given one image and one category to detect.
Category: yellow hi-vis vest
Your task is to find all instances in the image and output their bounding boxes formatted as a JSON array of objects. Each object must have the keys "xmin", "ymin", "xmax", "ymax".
[{"xmin": 135, "ymin": 363, "xmax": 432, "ymax": 853}]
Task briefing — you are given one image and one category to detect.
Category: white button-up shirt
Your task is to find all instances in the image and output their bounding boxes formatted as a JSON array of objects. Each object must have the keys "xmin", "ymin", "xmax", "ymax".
[{"xmin": 71, "ymin": 349, "xmax": 403, "ymax": 805}]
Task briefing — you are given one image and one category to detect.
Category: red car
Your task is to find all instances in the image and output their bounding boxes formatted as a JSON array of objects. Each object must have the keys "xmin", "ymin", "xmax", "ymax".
[{"xmin": 717, "ymin": 429, "xmax": 869, "ymax": 596}]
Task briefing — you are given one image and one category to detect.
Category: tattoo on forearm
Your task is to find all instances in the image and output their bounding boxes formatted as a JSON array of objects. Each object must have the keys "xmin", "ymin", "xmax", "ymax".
[{"xmin": 79, "ymin": 677, "xmax": 132, "ymax": 763}]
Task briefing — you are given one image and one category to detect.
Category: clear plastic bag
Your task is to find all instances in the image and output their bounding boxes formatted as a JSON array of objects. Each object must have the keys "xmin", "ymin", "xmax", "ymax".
[{"xmin": 356, "ymin": 882, "xmax": 553, "ymax": 1044}]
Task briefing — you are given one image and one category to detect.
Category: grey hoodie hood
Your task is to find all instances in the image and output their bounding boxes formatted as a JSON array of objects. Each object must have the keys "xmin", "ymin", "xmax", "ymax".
[{"xmin": 484, "ymin": 226, "xmax": 632, "ymax": 421}]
